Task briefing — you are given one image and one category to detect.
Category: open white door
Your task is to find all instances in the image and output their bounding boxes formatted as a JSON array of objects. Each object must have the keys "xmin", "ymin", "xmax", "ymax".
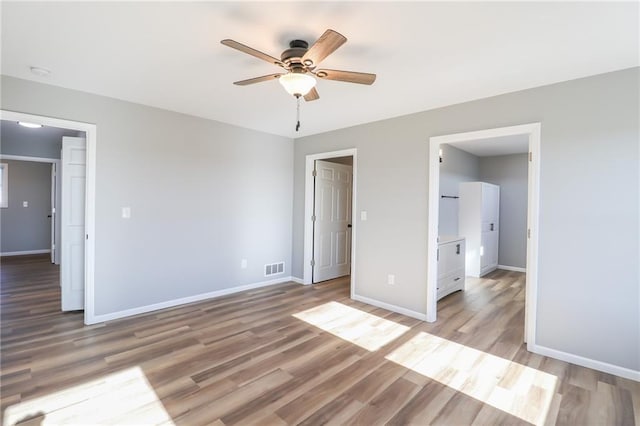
[
  {"xmin": 313, "ymin": 160, "xmax": 352, "ymax": 283},
  {"xmin": 61, "ymin": 137, "xmax": 86, "ymax": 311},
  {"xmin": 50, "ymin": 163, "xmax": 56, "ymax": 263}
]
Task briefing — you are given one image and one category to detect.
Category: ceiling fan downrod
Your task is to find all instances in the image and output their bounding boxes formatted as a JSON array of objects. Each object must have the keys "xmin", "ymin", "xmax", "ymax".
[{"xmin": 296, "ymin": 95, "xmax": 301, "ymax": 132}]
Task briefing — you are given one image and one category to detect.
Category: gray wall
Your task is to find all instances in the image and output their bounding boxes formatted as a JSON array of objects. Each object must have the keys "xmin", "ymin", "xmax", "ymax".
[
  {"xmin": 293, "ymin": 68, "xmax": 639, "ymax": 371},
  {"xmin": 438, "ymin": 144, "xmax": 480, "ymax": 236},
  {"xmin": 1, "ymin": 76, "xmax": 294, "ymax": 316},
  {"xmin": 0, "ymin": 120, "xmax": 81, "ymax": 159},
  {"xmin": 479, "ymin": 154, "xmax": 528, "ymax": 269},
  {"xmin": 0, "ymin": 159, "xmax": 51, "ymax": 253}
]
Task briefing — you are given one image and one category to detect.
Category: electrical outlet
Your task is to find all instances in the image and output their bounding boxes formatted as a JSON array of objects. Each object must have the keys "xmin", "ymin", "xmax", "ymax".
[
  {"xmin": 23, "ymin": 201, "xmax": 28, "ymax": 208},
  {"xmin": 241, "ymin": 259, "xmax": 248, "ymax": 269},
  {"xmin": 388, "ymin": 274, "xmax": 395, "ymax": 285}
]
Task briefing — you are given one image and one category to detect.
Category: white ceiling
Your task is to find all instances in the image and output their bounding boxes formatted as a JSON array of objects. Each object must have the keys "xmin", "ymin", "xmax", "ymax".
[
  {"xmin": 1, "ymin": 2, "xmax": 638, "ymax": 138},
  {"xmin": 448, "ymin": 134, "xmax": 529, "ymax": 157}
]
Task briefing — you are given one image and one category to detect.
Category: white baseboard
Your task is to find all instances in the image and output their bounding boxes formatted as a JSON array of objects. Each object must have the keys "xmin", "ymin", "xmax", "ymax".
[
  {"xmin": 1, "ymin": 249, "xmax": 51, "ymax": 257},
  {"xmin": 498, "ymin": 265, "xmax": 526, "ymax": 273},
  {"xmin": 352, "ymin": 294, "xmax": 427, "ymax": 321},
  {"xmin": 529, "ymin": 343, "xmax": 640, "ymax": 382},
  {"xmin": 88, "ymin": 276, "xmax": 297, "ymax": 324},
  {"xmin": 291, "ymin": 277, "xmax": 304, "ymax": 285}
]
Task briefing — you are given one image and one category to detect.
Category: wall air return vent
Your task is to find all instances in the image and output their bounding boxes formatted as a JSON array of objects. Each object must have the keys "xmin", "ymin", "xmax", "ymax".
[{"xmin": 265, "ymin": 262, "xmax": 285, "ymax": 277}]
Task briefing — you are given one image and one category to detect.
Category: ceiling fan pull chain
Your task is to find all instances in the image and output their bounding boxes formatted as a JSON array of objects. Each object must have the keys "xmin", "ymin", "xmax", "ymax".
[{"xmin": 296, "ymin": 95, "xmax": 301, "ymax": 132}]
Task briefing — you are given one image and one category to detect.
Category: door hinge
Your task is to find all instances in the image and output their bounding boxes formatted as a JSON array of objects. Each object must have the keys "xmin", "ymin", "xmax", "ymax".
[
  {"xmin": 527, "ymin": 228, "xmax": 531, "ymax": 239},
  {"xmin": 312, "ymin": 170, "xmax": 317, "ymax": 177},
  {"xmin": 311, "ymin": 215, "xmax": 316, "ymax": 222},
  {"xmin": 529, "ymin": 152, "xmax": 532, "ymax": 162},
  {"xmin": 52, "ymin": 208, "xmax": 56, "ymax": 213},
  {"xmin": 310, "ymin": 259, "xmax": 315, "ymax": 267},
  {"xmin": 86, "ymin": 234, "xmax": 89, "ymax": 240}
]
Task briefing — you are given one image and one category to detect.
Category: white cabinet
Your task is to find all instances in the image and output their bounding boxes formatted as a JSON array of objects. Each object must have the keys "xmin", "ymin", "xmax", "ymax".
[
  {"xmin": 459, "ymin": 182, "xmax": 500, "ymax": 277},
  {"xmin": 437, "ymin": 236, "xmax": 465, "ymax": 300}
]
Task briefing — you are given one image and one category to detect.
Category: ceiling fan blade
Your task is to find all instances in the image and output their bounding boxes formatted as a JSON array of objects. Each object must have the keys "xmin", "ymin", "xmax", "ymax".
[
  {"xmin": 315, "ymin": 69, "xmax": 376, "ymax": 85},
  {"xmin": 233, "ymin": 73, "xmax": 284, "ymax": 86},
  {"xmin": 302, "ymin": 29, "xmax": 347, "ymax": 67},
  {"xmin": 304, "ymin": 87, "xmax": 320, "ymax": 102},
  {"xmin": 221, "ymin": 39, "xmax": 283, "ymax": 67}
]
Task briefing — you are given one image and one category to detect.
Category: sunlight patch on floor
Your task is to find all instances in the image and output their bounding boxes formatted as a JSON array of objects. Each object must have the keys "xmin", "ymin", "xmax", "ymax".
[
  {"xmin": 386, "ymin": 332, "xmax": 557, "ymax": 425},
  {"xmin": 293, "ymin": 301, "xmax": 409, "ymax": 351},
  {"xmin": 4, "ymin": 366, "xmax": 174, "ymax": 426}
]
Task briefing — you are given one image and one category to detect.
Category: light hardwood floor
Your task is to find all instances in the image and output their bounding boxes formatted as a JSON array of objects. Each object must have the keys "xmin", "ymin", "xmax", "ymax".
[{"xmin": 1, "ymin": 255, "xmax": 638, "ymax": 425}]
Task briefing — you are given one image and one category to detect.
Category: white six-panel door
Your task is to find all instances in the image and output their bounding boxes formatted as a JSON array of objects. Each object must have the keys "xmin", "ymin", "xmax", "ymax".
[
  {"xmin": 61, "ymin": 137, "xmax": 86, "ymax": 311},
  {"xmin": 313, "ymin": 160, "xmax": 352, "ymax": 283}
]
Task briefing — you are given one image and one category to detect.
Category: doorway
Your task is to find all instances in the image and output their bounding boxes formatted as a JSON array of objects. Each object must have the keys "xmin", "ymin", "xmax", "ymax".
[
  {"xmin": 0, "ymin": 110, "xmax": 97, "ymax": 325},
  {"xmin": 427, "ymin": 123, "xmax": 541, "ymax": 349},
  {"xmin": 303, "ymin": 149, "xmax": 357, "ymax": 297},
  {"xmin": 0, "ymin": 156, "xmax": 60, "ymax": 262},
  {"xmin": 312, "ymin": 157, "xmax": 353, "ymax": 283}
]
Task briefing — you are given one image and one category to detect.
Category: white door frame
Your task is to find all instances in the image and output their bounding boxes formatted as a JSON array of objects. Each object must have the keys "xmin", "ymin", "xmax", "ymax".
[
  {"xmin": 427, "ymin": 123, "xmax": 540, "ymax": 350},
  {"xmin": 1, "ymin": 110, "xmax": 97, "ymax": 325},
  {"xmin": 0, "ymin": 154, "xmax": 60, "ymax": 262},
  {"xmin": 303, "ymin": 149, "xmax": 357, "ymax": 297}
]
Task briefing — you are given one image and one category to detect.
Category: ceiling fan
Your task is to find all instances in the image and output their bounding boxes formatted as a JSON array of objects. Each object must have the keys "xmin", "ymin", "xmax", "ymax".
[{"xmin": 221, "ymin": 29, "xmax": 376, "ymax": 102}]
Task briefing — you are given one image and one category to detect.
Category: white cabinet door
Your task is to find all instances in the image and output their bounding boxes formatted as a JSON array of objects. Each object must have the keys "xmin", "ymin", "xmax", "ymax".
[
  {"xmin": 437, "ymin": 238, "xmax": 466, "ymax": 300},
  {"xmin": 459, "ymin": 182, "xmax": 500, "ymax": 277},
  {"xmin": 60, "ymin": 137, "xmax": 86, "ymax": 311},
  {"xmin": 313, "ymin": 160, "xmax": 352, "ymax": 283}
]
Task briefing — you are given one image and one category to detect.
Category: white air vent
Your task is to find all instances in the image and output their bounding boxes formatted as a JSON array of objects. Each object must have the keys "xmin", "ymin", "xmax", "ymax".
[{"xmin": 265, "ymin": 261, "xmax": 285, "ymax": 277}]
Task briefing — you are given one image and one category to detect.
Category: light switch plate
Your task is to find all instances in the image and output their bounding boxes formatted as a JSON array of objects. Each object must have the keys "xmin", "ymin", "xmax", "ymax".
[
  {"xmin": 361, "ymin": 211, "xmax": 367, "ymax": 221},
  {"xmin": 121, "ymin": 207, "xmax": 131, "ymax": 219}
]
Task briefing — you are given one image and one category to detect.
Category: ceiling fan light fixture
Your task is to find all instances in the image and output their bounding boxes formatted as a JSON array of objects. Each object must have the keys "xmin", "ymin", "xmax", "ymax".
[{"xmin": 279, "ymin": 73, "xmax": 316, "ymax": 97}]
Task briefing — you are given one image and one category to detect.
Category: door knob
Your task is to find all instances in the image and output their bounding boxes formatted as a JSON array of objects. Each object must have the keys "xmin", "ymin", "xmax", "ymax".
[{"xmin": 347, "ymin": 224, "xmax": 352, "ymax": 228}]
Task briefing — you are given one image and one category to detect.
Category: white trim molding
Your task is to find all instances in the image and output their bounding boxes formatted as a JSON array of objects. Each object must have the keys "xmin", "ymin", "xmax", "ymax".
[
  {"xmin": 290, "ymin": 277, "xmax": 305, "ymax": 285},
  {"xmin": 303, "ymin": 148, "xmax": 357, "ymax": 300},
  {"xmin": 1, "ymin": 249, "xmax": 51, "ymax": 256},
  {"xmin": 498, "ymin": 265, "xmax": 527, "ymax": 273},
  {"xmin": 0, "ymin": 154, "xmax": 60, "ymax": 164},
  {"xmin": 352, "ymin": 294, "xmax": 427, "ymax": 322},
  {"xmin": 427, "ymin": 123, "xmax": 541, "ymax": 350},
  {"xmin": 91, "ymin": 276, "xmax": 297, "ymax": 324},
  {"xmin": 530, "ymin": 343, "xmax": 640, "ymax": 382},
  {"xmin": 1, "ymin": 110, "xmax": 98, "ymax": 326}
]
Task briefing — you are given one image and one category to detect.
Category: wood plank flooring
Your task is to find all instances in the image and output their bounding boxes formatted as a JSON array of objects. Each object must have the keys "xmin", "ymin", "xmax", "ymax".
[{"xmin": 1, "ymin": 255, "xmax": 638, "ymax": 425}]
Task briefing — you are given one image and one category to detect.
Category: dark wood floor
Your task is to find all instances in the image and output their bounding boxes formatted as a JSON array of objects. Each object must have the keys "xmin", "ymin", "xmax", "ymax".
[{"xmin": 1, "ymin": 254, "xmax": 638, "ymax": 425}]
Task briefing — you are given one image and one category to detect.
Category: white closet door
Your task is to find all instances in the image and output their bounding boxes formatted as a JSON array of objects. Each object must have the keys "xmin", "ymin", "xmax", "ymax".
[
  {"xmin": 481, "ymin": 183, "xmax": 500, "ymax": 273},
  {"xmin": 313, "ymin": 160, "xmax": 352, "ymax": 283}
]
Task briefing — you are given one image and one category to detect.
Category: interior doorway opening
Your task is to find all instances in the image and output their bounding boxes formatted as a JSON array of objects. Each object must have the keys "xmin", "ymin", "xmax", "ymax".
[
  {"xmin": 427, "ymin": 123, "xmax": 540, "ymax": 350},
  {"xmin": 303, "ymin": 149, "xmax": 357, "ymax": 298},
  {"xmin": 0, "ymin": 155, "xmax": 60, "ymax": 262},
  {"xmin": 0, "ymin": 110, "xmax": 97, "ymax": 325},
  {"xmin": 312, "ymin": 156, "xmax": 353, "ymax": 284}
]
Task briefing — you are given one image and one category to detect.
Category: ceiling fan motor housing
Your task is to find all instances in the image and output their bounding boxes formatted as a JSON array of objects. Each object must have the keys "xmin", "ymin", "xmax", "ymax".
[{"xmin": 281, "ymin": 40, "xmax": 309, "ymax": 68}]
